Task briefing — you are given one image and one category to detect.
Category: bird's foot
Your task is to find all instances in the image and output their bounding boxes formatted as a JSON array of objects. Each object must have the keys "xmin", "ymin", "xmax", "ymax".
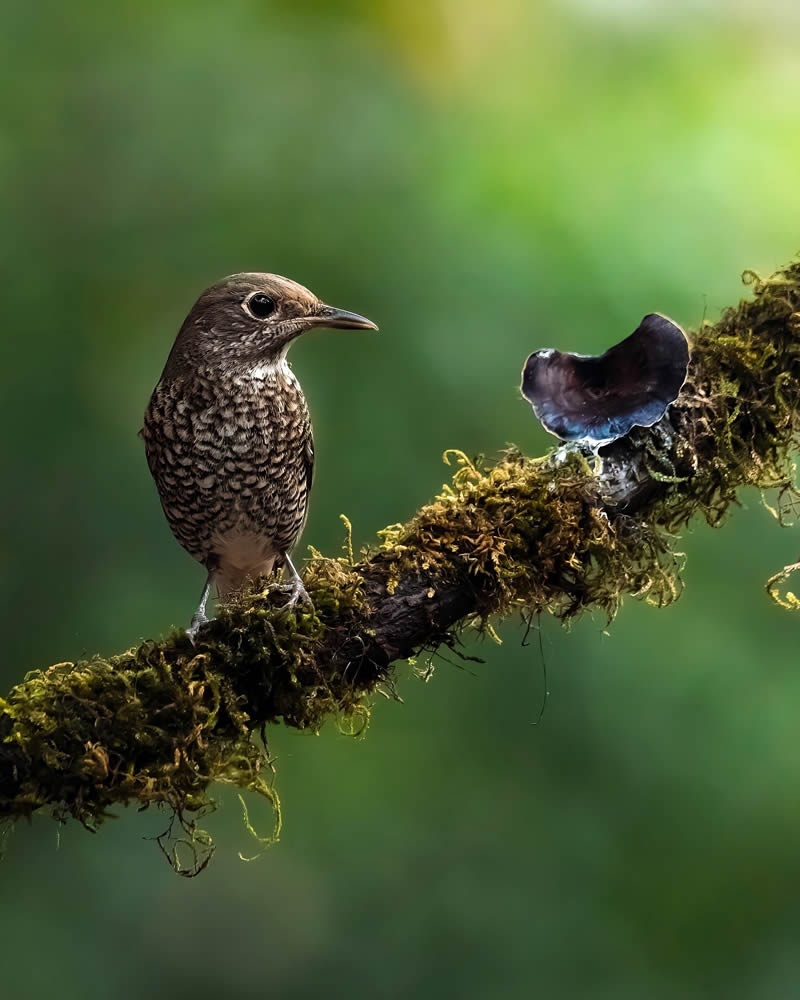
[
  {"xmin": 186, "ymin": 570, "xmax": 216, "ymax": 645},
  {"xmin": 269, "ymin": 578, "xmax": 314, "ymax": 613},
  {"xmin": 186, "ymin": 612, "xmax": 212, "ymax": 646},
  {"xmin": 269, "ymin": 553, "xmax": 315, "ymax": 613}
]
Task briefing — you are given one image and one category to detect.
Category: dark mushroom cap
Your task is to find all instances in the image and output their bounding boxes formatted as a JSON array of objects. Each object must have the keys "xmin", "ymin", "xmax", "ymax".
[{"xmin": 520, "ymin": 313, "xmax": 690, "ymax": 447}]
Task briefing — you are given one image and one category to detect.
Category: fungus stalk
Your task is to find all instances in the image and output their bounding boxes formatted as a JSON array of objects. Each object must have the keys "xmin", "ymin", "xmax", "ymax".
[{"xmin": 1, "ymin": 261, "xmax": 800, "ymax": 867}]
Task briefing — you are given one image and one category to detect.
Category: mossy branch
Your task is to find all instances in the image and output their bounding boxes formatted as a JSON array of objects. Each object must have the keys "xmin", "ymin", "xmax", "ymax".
[{"xmin": 3, "ymin": 261, "xmax": 800, "ymax": 865}]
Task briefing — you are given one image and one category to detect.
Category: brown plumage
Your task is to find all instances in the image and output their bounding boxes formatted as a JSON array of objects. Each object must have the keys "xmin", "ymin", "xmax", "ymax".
[{"xmin": 142, "ymin": 272, "xmax": 377, "ymax": 638}]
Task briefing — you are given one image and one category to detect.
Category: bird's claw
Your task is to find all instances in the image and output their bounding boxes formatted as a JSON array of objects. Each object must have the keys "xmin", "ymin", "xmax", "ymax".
[
  {"xmin": 185, "ymin": 612, "xmax": 211, "ymax": 646},
  {"xmin": 269, "ymin": 579, "xmax": 314, "ymax": 612}
]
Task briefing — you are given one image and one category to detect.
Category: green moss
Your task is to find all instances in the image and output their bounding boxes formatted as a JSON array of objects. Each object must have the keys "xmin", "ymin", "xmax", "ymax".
[
  {"xmin": 0, "ymin": 555, "xmax": 371, "ymax": 863},
  {"xmin": 2, "ymin": 259, "xmax": 800, "ymax": 868}
]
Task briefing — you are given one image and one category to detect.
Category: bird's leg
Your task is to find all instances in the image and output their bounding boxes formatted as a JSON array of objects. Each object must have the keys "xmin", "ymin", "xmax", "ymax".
[
  {"xmin": 186, "ymin": 569, "xmax": 215, "ymax": 644},
  {"xmin": 272, "ymin": 553, "xmax": 314, "ymax": 611}
]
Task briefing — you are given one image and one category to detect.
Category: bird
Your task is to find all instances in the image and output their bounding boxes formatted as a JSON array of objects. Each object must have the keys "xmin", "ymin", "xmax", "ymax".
[
  {"xmin": 520, "ymin": 313, "xmax": 689, "ymax": 449},
  {"xmin": 141, "ymin": 272, "xmax": 378, "ymax": 640}
]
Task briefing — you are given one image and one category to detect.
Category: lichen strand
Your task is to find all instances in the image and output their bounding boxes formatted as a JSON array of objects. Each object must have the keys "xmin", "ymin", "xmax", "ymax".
[{"xmin": 1, "ymin": 260, "xmax": 800, "ymax": 845}]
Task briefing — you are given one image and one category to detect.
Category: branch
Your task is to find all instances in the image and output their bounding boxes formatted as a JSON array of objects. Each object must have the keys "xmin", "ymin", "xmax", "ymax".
[{"xmin": 2, "ymin": 261, "xmax": 800, "ymax": 863}]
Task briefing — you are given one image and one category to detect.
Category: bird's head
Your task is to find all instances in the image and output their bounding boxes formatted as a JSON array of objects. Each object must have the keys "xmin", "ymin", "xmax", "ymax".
[{"xmin": 166, "ymin": 272, "xmax": 378, "ymax": 374}]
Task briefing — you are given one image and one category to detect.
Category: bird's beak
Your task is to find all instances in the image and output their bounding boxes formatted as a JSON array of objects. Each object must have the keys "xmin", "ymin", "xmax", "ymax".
[{"xmin": 310, "ymin": 304, "xmax": 379, "ymax": 331}]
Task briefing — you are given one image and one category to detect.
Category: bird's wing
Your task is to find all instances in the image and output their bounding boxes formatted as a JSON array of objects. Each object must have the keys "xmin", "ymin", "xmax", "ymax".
[{"xmin": 303, "ymin": 435, "xmax": 314, "ymax": 494}]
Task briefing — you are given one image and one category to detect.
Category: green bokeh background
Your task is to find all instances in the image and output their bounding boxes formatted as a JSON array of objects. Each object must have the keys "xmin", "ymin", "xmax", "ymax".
[{"xmin": 3, "ymin": 1, "xmax": 800, "ymax": 996}]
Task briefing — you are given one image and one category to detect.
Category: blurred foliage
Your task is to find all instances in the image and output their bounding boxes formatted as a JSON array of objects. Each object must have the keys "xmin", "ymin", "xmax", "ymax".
[{"xmin": 3, "ymin": 0, "xmax": 800, "ymax": 997}]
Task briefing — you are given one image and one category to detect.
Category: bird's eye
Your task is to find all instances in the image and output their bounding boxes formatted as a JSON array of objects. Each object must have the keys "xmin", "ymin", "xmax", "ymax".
[{"xmin": 247, "ymin": 293, "xmax": 277, "ymax": 319}]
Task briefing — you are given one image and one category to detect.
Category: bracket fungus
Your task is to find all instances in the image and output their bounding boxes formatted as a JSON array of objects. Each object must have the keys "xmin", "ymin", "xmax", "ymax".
[{"xmin": 521, "ymin": 313, "xmax": 690, "ymax": 448}]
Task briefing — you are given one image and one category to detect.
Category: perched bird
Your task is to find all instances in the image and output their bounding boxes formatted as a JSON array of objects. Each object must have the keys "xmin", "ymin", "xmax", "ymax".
[
  {"xmin": 142, "ymin": 272, "xmax": 378, "ymax": 639},
  {"xmin": 520, "ymin": 313, "xmax": 689, "ymax": 449}
]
